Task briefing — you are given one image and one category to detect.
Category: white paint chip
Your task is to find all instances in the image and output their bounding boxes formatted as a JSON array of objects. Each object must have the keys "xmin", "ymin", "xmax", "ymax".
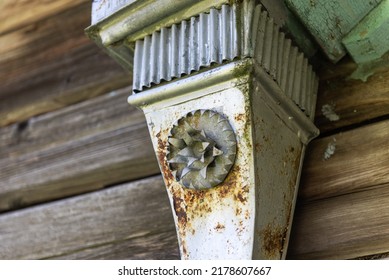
[
  {"xmin": 323, "ymin": 138, "xmax": 337, "ymax": 160},
  {"xmin": 322, "ymin": 104, "xmax": 340, "ymax": 121}
]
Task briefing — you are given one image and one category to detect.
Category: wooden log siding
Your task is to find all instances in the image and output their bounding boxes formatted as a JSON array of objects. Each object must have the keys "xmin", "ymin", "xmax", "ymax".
[
  {"xmin": 0, "ymin": 176, "xmax": 179, "ymax": 260},
  {"xmin": 300, "ymin": 120, "xmax": 389, "ymax": 202},
  {"xmin": 289, "ymin": 183, "xmax": 389, "ymax": 259},
  {"xmin": 0, "ymin": 1, "xmax": 131, "ymax": 127},
  {"xmin": 0, "ymin": 88, "xmax": 160, "ymax": 212},
  {"xmin": 315, "ymin": 57, "xmax": 389, "ymax": 133},
  {"xmin": 0, "ymin": 0, "xmax": 88, "ymax": 36}
]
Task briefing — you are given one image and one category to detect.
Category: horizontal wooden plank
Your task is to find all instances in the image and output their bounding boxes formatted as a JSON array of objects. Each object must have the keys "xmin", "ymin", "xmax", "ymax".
[
  {"xmin": 0, "ymin": 41, "xmax": 130, "ymax": 127},
  {"xmin": 288, "ymin": 183, "xmax": 389, "ymax": 259},
  {"xmin": 51, "ymin": 231, "xmax": 179, "ymax": 260},
  {"xmin": 0, "ymin": 2, "xmax": 131, "ymax": 127},
  {"xmin": 0, "ymin": 0, "xmax": 87, "ymax": 35},
  {"xmin": 299, "ymin": 119, "xmax": 389, "ymax": 202},
  {"xmin": 0, "ymin": 86, "xmax": 137, "ymax": 158},
  {"xmin": 0, "ymin": 88, "xmax": 160, "ymax": 212},
  {"xmin": 0, "ymin": 2, "xmax": 89, "ymax": 73},
  {"xmin": 0, "ymin": 176, "xmax": 179, "ymax": 260},
  {"xmin": 315, "ymin": 57, "xmax": 389, "ymax": 133}
]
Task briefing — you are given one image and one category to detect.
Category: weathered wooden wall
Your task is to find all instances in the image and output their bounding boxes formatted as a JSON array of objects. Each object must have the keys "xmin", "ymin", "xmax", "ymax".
[{"xmin": 0, "ymin": 0, "xmax": 389, "ymax": 259}]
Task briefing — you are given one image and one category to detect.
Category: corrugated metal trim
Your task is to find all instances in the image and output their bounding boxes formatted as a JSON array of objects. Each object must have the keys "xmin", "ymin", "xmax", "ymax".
[
  {"xmin": 133, "ymin": 1, "xmax": 318, "ymax": 119},
  {"xmin": 133, "ymin": 4, "xmax": 238, "ymax": 93},
  {"xmin": 250, "ymin": 6, "xmax": 318, "ymax": 119}
]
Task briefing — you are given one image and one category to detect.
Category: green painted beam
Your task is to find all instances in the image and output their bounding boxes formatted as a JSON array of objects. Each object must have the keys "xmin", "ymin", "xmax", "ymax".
[
  {"xmin": 342, "ymin": 0, "xmax": 389, "ymax": 63},
  {"xmin": 285, "ymin": 0, "xmax": 382, "ymax": 62}
]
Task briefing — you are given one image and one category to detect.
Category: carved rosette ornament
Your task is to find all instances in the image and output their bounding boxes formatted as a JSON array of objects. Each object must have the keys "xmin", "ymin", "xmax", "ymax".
[{"xmin": 167, "ymin": 110, "xmax": 236, "ymax": 189}]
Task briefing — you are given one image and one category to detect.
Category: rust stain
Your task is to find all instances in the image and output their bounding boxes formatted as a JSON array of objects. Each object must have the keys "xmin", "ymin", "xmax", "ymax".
[
  {"xmin": 215, "ymin": 223, "xmax": 226, "ymax": 232},
  {"xmin": 261, "ymin": 224, "xmax": 288, "ymax": 259},
  {"xmin": 244, "ymin": 209, "xmax": 250, "ymax": 220},
  {"xmin": 173, "ymin": 195, "xmax": 187, "ymax": 228},
  {"xmin": 234, "ymin": 113, "xmax": 245, "ymax": 122},
  {"xmin": 235, "ymin": 187, "xmax": 248, "ymax": 203},
  {"xmin": 154, "ymin": 108, "xmax": 252, "ymax": 257},
  {"xmin": 236, "ymin": 220, "xmax": 245, "ymax": 235},
  {"xmin": 156, "ymin": 130, "xmax": 174, "ymax": 182},
  {"xmin": 156, "ymin": 129, "xmax": 189, "ymax": 256}
]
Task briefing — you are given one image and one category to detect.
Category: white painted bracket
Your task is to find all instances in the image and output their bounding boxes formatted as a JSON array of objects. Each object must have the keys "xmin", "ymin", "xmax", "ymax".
[{"xmin": 86, "ymin": 0, "xmax": 319, "ymax": 259}]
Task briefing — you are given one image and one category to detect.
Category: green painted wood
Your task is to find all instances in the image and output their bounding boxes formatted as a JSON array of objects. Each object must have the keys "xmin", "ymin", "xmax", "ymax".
[
  {"xmin": 285, "ymin": 0, "xmax": 382, "ymax": 62},
  {"xmin": 342, "ymin": 0, "xmax": 389, "ymax": 63}
]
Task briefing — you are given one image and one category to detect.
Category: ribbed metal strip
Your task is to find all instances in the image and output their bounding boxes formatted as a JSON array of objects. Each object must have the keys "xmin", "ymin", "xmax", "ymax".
[
  {"xmin": 132, "ymin": 1, "xmax": 318, "ymax": 119},
  {"xmin": 133, "ymin": 4, "xmax": 238, "ymax": 92},
  {"xmin": 252, "ymin": 6, "xmax": 318, "ymax": 118}
]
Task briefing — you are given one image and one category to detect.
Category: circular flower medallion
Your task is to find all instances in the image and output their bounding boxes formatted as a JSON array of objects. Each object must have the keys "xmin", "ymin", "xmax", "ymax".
[{"xmin": 167, "ymin": 109, "xmax": 237, "ymax": 189}]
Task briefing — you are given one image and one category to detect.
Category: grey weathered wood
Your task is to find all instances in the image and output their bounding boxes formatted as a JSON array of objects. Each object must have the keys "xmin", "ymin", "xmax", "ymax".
[
  {"xmin": 0, "ymin": 2, "xmax": 131, "ymax": 127},
  {"xmin": 0, "ymin": 87, "xmax": 137, "ymax": 157},
  {"xmin": 288, "ymin": 183, "xmax": 389, "ymax": 259},
  {"xmin": 300, "ymin": 119, "xmax": 389, "ymax": 202},
  {"xmin": 51, "ymin": 231, "xmax": 179, "ymax": 260},
  {"xmin": 315, "ymin": 57, "xmax": 389, "ymax": 133},
  {"xmin": 0, "ymin": 88, "xmax": 160, "ymax": 212},
  {"xmin": 0, "ymin": 176, "xmax": 179, "ymax": 260},
  {"xmin": 0, "ymin": 0, "xmax": 87, "ymax": 35}
]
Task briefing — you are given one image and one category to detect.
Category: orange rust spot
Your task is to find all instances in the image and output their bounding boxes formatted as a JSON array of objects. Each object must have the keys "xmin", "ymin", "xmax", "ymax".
[
  {"xmin": 236, "ymin": 220, "xmax": 246, "ymax": 235},
  {"xmin": 235, "ymin": 189, "xmax": 248, "ymax": 204},
  {"xmin": 261, "ymin": 224, "xmax": 287, "ymax": 259},
  {"xmin": 235, "ymin": 207, "xmax": 242, "ymax": 215},
  {"xmin": 234, "ymin": 183, "xmax": 249, "ymax": 205},
  {"xmin": 234, "ymin": 113, "xmax": 246, "ymax": 122},
  {"xmin": 173, "ymin": 196, "xmax": 187, "ymax": 228},
  {"xmin": 156, "ymin": 130, "xmax": 173, "ymax": 182},
  {"xmin": 181, "ymin": 239, "xmax": 188, "ymax": 258},
  {"xmin": 215, "ymin": 223, "xmax": 225, "ymax": 232},
  {"xmin": 244, "ymin": 209, "xmax": 250, "ymax": 220}
]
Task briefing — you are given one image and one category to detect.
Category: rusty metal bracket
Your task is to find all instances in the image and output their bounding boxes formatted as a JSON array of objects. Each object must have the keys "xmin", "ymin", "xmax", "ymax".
[{"xmin": 87, "ymin": 0, "xmax": 320, "ymax": 259}]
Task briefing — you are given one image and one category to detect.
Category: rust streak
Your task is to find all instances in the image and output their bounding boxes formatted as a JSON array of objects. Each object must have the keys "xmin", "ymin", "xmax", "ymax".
[{"xmin": 261, "ymin": 224, "xmax": 288, "ymax": 259}]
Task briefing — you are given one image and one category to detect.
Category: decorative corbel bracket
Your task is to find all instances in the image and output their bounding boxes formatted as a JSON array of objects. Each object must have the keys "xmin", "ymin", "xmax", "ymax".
[{"xmin": 86, "ymin": 0, "xmax": 319, "ymax": 259}]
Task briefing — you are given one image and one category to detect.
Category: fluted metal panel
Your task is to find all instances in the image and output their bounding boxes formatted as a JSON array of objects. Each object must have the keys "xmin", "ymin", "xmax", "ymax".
[
  {"xmin": 251, "ymin": 6, "xmax": 318, "ymax": 118},
  {"xmin": 132, "ymin": 1, "xmax": 318, "ymax": 119},
  {"xmin": 133, "ymin": 4, "xmax": 239, "ymax": 93}
]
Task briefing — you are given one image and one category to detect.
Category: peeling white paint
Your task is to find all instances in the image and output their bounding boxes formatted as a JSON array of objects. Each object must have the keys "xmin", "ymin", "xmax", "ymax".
[
  {"xmin": 322, "ymin": 104, "xmax": 340, "ymax": 121},
  {"xmin": 323, "ymin": 138, "xmax": 337, "ymax": 160}
]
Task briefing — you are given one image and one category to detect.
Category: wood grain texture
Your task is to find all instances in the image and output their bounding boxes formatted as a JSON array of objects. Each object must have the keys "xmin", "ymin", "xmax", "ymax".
[
  {"xmin": 0, "ymin": 2, "xmax": 131, "ymax": 127},
  {"xmin": 0, "ymin": 0, "xmax": 87, "ymax": 35},
  {"xmin": 51, "ymin": 231, "xmax": 179, "ymax": 260},
  {"xmin": 315, "ymin": 57, "xmax": 389, "ymax": 133},
  {"xmin": 0, "ymin": 87, "xmax": 136, "ymax": 157},
  {"xmin": 0, "ymin": 176, "xmax": 179, "ymax": 260},
  {"xmin": 0, "ymin": 1, "xmax": 89, "ymax": 72},
  {"xmin": 299, "ymin": 119, "xmax": 389, "ymax": 202},
  {"xmin": 0, "ymin": 88, "xmax": 160, "ymax": 212},
  {"xmin": 288, "ymin": 183, "xmax": 389, "ymax": 259}
]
